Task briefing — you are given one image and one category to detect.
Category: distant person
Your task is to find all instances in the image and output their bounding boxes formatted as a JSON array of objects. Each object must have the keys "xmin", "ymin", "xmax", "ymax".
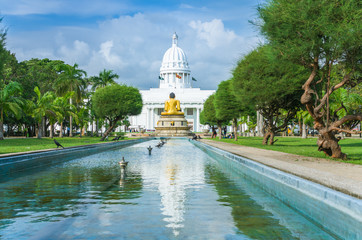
[{"xmin": 212, "ymin": 130, "xmax": 217, "ymax": 138}]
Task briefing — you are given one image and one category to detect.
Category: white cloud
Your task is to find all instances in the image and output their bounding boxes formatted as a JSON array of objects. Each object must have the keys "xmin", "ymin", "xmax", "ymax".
[
  {"xmin": 189, "ymin": 19, "xmax": 237, "ymax": 49},
  {"xmin": 99, "ymin": 40, "xmax": 123, "ymax": 66},
  {"xmin": 58, "ymin": 40, "xmax": 90, "ymax": 65}
]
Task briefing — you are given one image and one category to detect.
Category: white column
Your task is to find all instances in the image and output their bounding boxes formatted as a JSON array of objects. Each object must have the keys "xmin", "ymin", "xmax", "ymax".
[
  {"xmin": 145, "ymin": 107, "xmax": 149, "ymax": 130},
  {"xmin": 196, "ymin": 108, "xmax": 200, "ymax": 132},
  {"xmin": 151, "ymin": 108, "xmax": 154, "ymax": 129}
]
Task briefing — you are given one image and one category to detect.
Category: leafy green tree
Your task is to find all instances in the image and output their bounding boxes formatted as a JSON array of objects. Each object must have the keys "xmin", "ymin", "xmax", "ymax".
[
  {"xmin": 232, "ymin": 45, "xmax": 306, "ymax": 145},
  {"xmin": 31, "ymin": 87, "xmax": 56, "ymax": 139},
  {"xmin": 90, "ymin": 69, "xmax": 119, "ymax": 91},
  {"xmin": 214, "ymin": 80, "xmax": 242, "ymax": 140},
  {"xmin": 22, "ymin": 58, "xmax": 64, "ymax": 94},
  {"xmin": 257, "ymin": 0, "xmax": 361, "ymax": 158},
  {"xmin": 54, "ymin": 63, "xmax": 87, "ymax": 137},
  {"xmin": 201, "ymin": 94, "xmax": 228, "ymax": 139},
  {"xmin": 92, "ymin": 84, "xmax": 143, "ymax": 141},
  {"xmin": 0, "ymin": 81, "xmax": 23, "ymax": 139}
]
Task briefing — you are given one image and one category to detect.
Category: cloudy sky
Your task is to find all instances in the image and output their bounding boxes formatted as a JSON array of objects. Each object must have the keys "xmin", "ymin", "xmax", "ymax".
[{"xmin": 1, "ymin": 0, "xmax": 265, "ymax": 90}]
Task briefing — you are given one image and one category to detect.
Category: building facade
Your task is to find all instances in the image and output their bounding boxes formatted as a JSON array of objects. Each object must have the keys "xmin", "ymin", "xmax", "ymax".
[{"xmin": 129, "ymin": 33, "xmax": 215, "ymax": 132}]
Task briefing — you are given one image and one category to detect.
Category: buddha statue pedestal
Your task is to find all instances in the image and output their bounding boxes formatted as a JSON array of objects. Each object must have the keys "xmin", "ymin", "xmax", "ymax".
[
  {"xmin": 155, "ymin": 115, "xmax": 192, "ymax": 137},
  {"xmin": 155, "ymin": 92, "xmax": 192, "ymax": 137}
]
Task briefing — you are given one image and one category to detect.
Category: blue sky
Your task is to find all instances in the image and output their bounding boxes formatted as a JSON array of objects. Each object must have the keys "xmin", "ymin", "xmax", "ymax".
[{"xmin": 1, "ymin": 0, "xmax": 265, "ymax": 90}]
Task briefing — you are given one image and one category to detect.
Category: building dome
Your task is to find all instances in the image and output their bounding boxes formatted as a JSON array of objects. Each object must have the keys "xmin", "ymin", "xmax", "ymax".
[
  {"xmin": 159, "ymin": 33, "xmax": 192, "ymax": 89},
  {"xmin": 161, "ymin": 33, "xmax": 189, "ymax": 71}
]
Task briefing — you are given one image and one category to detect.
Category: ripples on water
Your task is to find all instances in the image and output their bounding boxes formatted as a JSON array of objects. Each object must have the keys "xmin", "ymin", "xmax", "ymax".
[{"xmin": 0, "ymin": 139, "xmax": 335, "ymax": 239}]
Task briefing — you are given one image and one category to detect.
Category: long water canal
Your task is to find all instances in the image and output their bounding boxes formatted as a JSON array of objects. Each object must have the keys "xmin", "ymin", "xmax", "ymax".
[{"xmin": 0, "ymin": 139, "xmax": 337, "ymax": 239}]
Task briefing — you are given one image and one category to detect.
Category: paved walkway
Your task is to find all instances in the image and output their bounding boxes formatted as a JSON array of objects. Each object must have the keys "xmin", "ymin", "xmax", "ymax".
[{"xmin": 200, "ymin": 139, "xmax": 362, "ymax": 199}]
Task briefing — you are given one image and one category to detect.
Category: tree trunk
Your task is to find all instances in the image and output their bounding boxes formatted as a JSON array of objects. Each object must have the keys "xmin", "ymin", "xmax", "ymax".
[
  {"xmin": 257, "ymin": 111, "xmax": 264, "ymax": 137},
  {"xmin": 302, "ymin": 119, "xmax": 307, "ymax": 139},
  {"xmin": 0, "ymin": 109, "xmax": 4, "ymax": 140},
  {"xmin": 263, "ymin": 130, "xmax": 277, "ymax": 145},
  {"xmin": 96, "ymin": 119, "xmax": 99, "ymax": 137},
  {"xmin": 37, "ymin": 122, "xmax": 42, "ymax": 139},
  {"xmin": 80, "ymin": 126, "xmax": 86, "ymax": 137},
  {"xmin": 233, "ymin": 118, "xmax": 238, "ymax": 141},
  {"xmin": 43, "ymin": 117, "xmax": 47, "ymax": 137},
  {"xmin": 69, "ymin": 115, "xmax": 73, "ymax": 137},
  {"xmin": 218, "ymin": 125, "xmax": 222, "ymax": 140},
  {"xmin": 317, "ymin": 130, "xmax": 346, "ymax": 159},
  {"xmin": 100, "ymin": 117, "xmax": 120, "ymax": 141},
  {"xmin": 91, "ymin": 120, "xmax": 94, "ymax": 137},
  {"xmin": 263, "ymin": 132, "xmax": 270, "ymax": 145},
  {"xmin": 0, "ymin": 121, "xmax": 4, "ymax": 140},
  {"xmin": 69, "ymin": 98, "xmax": 73, "ymax": 137},
  {"xmin": 60, "ymin": 121, "xmax": 63, "ymax": 138},
  {"xmin": 269, "ymin": 132, "xmax": 276, "ymax": 145},
  {"xmin": 50, "ymin": 124, "xmax": 54, "ymax": 138}
]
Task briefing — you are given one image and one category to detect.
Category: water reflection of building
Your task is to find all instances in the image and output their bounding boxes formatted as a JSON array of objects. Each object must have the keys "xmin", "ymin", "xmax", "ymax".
[
  {"xmin": 140, "ymin": 142, "xmax": 205, "ymax": 236},
  {"xmin": 129, "ymin": 33, "xmax": 215, "ymax": 132}
]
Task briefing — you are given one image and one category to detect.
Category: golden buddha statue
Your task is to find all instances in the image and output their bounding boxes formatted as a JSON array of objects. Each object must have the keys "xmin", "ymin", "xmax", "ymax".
[{"xmin": 161, "ymin": 92, "xmax": 184, "ymax": 115}]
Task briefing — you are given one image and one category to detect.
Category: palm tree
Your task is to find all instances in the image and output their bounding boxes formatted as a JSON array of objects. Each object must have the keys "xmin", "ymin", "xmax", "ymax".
[
  {"xmin": 53, "ymin": 92, "xmax": 75, "ymax": 138},
  {"xmin": 0, "ymin": 81, "xmax": 23, "ymax": 140},
  {"xmin": 75, "ymin": 106, "xmax": 90, "ymax": 137},
  {"xmin": 31, "ymin": 87, "xmax": 56, "ymax": 139},
  {"xmin": 53, "ymin": 63, "xmax": 87, "ymax": 137},
  {"xmin": 90, "ymin": 69, "xmax": 119, "ymax": 91}
]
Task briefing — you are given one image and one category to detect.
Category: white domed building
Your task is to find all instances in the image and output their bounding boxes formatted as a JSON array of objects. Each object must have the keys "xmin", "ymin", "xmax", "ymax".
[{"xmin": 128, "ymin": 33, "xmax": 215, "ymax": 132}]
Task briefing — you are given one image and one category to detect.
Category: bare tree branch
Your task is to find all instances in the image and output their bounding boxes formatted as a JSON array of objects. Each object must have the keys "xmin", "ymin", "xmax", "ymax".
[
  {"xmin": 331, "ymin": 114, "xmax": 362, "ymax": 128},
  {"xmin": 329, "ymin": 127, "xmax": 362, "ymax": 134}
]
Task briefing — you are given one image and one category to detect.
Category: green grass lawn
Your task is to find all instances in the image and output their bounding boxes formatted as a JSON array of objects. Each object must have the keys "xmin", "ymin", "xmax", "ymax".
[
  {"xmin": 210, "ymin": 136, "xmax": 362, "ymax": 165},
  {"xmin": 0, "ymin": 137, "xmax": 130, "ymax": 155}
]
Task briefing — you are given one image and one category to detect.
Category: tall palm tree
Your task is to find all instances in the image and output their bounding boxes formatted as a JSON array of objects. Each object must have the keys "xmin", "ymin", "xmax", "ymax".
[
  {"xmin": 0, "ymin": 81, "xmax": 23, "ymax": 140},
  {"xmin": 53, "ymin": 63, "xmax": 87, "ymax": 137},
  {"xmin": 90, "ymin": 69, "xmax": 119, "ymax": 91}
]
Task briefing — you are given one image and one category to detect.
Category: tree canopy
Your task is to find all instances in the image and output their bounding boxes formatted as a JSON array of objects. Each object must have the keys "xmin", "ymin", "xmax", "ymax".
[
  {"xmin": 214, "ymin": 79, "xmax": 242, "ymax": 140},
  {"xmin": 201, "ymin": 94, "xmax": 229, "ymax": 139},
  {"xmin": 257, "ymin": 0, "xmax": 361, "ymax": 158},
  {"xmin": 232, "ymin": 45, "xmax": 307, "ymax": 144},
  {"xmin": 92, "ymin": 84, "xmax": 143, "ymax": 140}
]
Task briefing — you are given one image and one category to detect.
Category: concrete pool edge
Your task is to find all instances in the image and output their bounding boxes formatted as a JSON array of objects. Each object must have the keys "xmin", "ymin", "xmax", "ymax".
[
  {"xmin": 0, "ymin": 138, "xmax": 153, "ymax": 177},
  {"xmin": 199, "ymin": 139, "xmax": 362, "ymax": 199},
  {"xmin": 192, "ymin": 140, "xmax": 362, "ymax": 240}
]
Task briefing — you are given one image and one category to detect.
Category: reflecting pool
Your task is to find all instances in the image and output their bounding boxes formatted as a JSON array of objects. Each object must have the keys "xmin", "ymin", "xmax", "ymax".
[{"xmin": 0, "ymin": 139, "xmax": 336, "ymax": 239}]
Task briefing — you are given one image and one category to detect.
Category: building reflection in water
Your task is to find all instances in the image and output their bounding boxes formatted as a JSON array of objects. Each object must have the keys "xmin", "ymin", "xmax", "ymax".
[{"xmin": 140, "ymin": 144, "xmax": 205, "ymax": 237}]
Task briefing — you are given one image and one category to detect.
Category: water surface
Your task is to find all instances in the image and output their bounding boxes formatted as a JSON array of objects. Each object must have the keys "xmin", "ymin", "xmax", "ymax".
[{"xmin": 0, "ymin": 139, "xmax": 335, "ymax": 239}]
